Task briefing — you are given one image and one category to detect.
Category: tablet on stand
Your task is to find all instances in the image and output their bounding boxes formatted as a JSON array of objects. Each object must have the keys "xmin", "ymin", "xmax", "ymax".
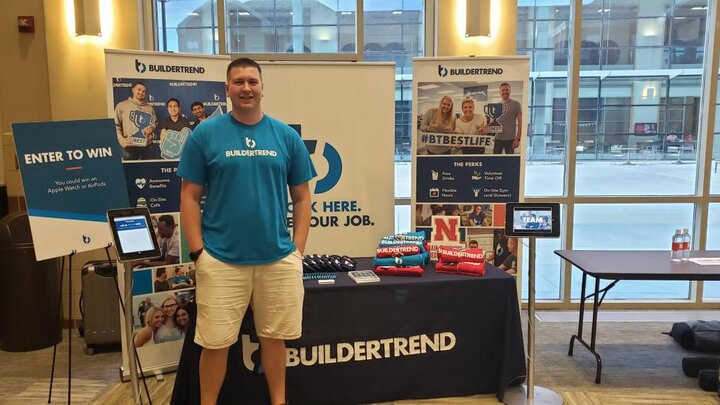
[
  {"xmin": 107, "ymin": 207, "xmax": 162, "ymax": 405},
  {"xmin": 503, "ymin": 203, "xmax": 563, "ymax": 405}
]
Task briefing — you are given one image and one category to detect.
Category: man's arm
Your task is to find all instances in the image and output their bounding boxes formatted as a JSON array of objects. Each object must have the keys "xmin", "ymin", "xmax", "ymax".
[
  {"xmin": 180, "ymin": 180, "xmax": 205, "ymax": 255},
  {"xmin": 512, "ymin": 111, "xmax": 523, "ymax": 150},
  {"xmin": 419, "ymin": 109, "xmax": 434, "ymax": 132},
  {"xmin": 289, "ymin": 182, "xmax": 312, "ymax": 254},
  {"xmin": 114, "ymin": 104, "xmax": 129, "ymax": 148},
  {"xmin": 144, "ymin": 107, "xmax": 158, "ymax": 141},
  {"xmin": 171, "ymin": 277, "xmax": 190, "ymax": 289},
  {"xmin": 136, "ymin": 254, "xmax": 179, "ymax": 269}
]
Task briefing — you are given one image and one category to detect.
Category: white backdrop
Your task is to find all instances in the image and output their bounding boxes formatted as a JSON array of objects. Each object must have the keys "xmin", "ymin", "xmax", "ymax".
[{"xmin": 261, "ymin": 62, "xmax": 396, "ymax": 256}]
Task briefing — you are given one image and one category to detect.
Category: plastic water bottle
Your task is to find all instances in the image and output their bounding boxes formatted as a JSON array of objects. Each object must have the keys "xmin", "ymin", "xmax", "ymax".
[
  {"xmin": 681, "ymin": 228, "xmax": 691, "ymax": 261},
  {"xmin": 671, "ymin": 229, "xmax": 682, "ymax": 262}
]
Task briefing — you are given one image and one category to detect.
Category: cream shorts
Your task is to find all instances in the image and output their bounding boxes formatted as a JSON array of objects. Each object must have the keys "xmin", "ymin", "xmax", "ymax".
[{"xmin": 193, "ymin": 249, "xmax": 304, "ymax": 349}]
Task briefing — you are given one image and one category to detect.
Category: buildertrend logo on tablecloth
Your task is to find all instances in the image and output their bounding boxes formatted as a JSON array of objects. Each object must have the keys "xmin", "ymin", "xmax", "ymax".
[{"xmin": 241, "ymin": 332, "xmax": 457, "ymax": 372}]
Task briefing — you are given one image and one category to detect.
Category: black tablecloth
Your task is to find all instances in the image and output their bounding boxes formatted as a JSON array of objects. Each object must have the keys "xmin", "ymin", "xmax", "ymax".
[{"xmin": 171, "ymin": 259, "xmax": 526, "ymax": 404}]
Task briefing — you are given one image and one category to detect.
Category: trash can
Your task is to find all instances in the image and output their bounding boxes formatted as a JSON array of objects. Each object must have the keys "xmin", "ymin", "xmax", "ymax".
[{"xmin": 0, "ymin": 211, "xmax": 62, "ymax": 351}]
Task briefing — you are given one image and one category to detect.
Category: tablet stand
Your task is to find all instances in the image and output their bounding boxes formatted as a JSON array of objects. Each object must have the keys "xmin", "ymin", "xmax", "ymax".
[
  {"xmin": 503, "ymin": 237, "xmax": 563, "ymax": 405},
  {"xmin": 121, "ymin": 259, "xmax": 142, "ymax": 405}
]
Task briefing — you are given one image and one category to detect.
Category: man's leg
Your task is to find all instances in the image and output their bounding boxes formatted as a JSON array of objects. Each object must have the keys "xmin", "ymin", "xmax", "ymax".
[
  {"xmin": 253, "ymin": 250, "xmax": 304, "ymax": 405},
  {"xmin": 504, "ymin": 140, "xmax": 515, "ymax": 154},
  {"xmin": 199, "ymin": 347, "xmax": 230, "ymax": 405},
  {"xmin": 493, "ymin": 141, "xmax": 504, "ymax": 154},
  {"xmin": 259, "ymin": 337, "xmax": 287, "ymax": 404},
  {"xmin": 194, "ymin": 252, "xmax": 253, "ymax": 405}
]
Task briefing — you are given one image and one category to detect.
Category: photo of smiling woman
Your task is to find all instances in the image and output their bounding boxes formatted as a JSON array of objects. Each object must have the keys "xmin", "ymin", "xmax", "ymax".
[
  {"xmin": 134, "ymin": 307, "xmax": 164, "ymax": 347},
  {"xmin": 419, "ymin": 95, "xmax": 455, "ymax": 154},
  {"xmin": 455, "ymin": 96, "xmax": 489, "ymax": 154}
]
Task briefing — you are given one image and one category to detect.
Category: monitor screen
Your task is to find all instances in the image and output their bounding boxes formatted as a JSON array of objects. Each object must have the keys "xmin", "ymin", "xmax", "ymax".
[
  {"xmin": 512, "ymin": 208, "xmax": 553, "ymax": 233},
  {"xmin": 505, "ymin": 203, "xmax": 560, "ymax": 238},
  {"xmin": 634, "ymin": 123, "xmax": 657, "ymax": 135},
  {"xmin": 113, "ymin": 215, "xmax": 155, "ymax": 255},
  {"xmin": 107, "ymin": 207, "xmax": 162, "ymax": 262}
]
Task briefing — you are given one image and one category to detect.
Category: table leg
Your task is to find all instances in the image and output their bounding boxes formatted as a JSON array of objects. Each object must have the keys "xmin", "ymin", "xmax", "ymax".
[
  {"xmin": 568, "ymin": 274, "xmax": 604, "ymax": 383},
  {"xmin": 590, "ymin": 277, "xmax": 602, "ymax": 383},
  {"xmin": 621, "ymin": 149, "xmax": 635, "ymax": 165},
  {"xmin": 569, "ymin": 272, "xmax": 587, "ymax": 356}
]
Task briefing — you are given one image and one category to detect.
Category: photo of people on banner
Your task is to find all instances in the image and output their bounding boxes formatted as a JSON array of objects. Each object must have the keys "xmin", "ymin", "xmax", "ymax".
[
  {"xmin": 129, "ymin": 212, "xmax": 182, "ymax": 268},
  {"xmin": 132, "ymin": 289, "xmax": 195, "ymax": 348},
  {"xmin": 465, "ymin": 228, "xmax": 518, "ymax": 275},
  {"xmin": 417, "ymin": 81, "xmax": 524, "ymax": 155},
  {"xmin": 111, "ymin": 78, "xmax": 226, "ymax": 161},
  {"xmin": 416, "ymin": 204, "xmax": 505, "ymax": 227}
]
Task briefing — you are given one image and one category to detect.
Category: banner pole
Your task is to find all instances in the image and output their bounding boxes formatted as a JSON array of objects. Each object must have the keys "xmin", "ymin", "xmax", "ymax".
[
  {"xmin": 123, "ymin": 261, "xmax": 141, "ymax": 405},
  {"xmin": 503, "ymin": 238, "xmax": 562, "ymax": 405}
]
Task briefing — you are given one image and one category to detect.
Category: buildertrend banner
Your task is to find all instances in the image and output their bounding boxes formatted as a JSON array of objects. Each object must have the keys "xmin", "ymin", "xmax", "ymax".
[
  {"xmin": 12, "ymin": 119, "xmax": 129, "ymax": 261},
  {"xmin": 105, "ymin": 49, "xmax": 229, "ymax": 379},
  {"xmin": 412, "ymin": 57, "xmax": 529, "ymax": 272},
  {"xmin": 261, "ymin": 62, "xmax": 396, "ymax": 256}
]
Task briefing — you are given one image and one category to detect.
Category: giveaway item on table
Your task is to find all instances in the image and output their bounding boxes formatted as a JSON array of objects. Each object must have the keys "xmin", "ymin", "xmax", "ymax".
[
  {"xmin": 374, "ymin": 266, "xmax": 424, "ymax": 277},
  {"xmin": 376, "ymin": 244, "xmax": 423, "ymax": 258},
  {"xmin": 437, "ymin": 246, "xmax": 486, "ymax": 263},
  {"xmin": 347, "ymin": 270, "xmax": 381, "ymax": 284},
  {"xmin": 457, "ymin": 261, "xmax": 486, "ymax": 277},
  {"xmin": 302, "ymin": 272, "xmax": 338, "ymax": 281},
  {"xmin": 302, "ymin": 254, "xmax": 357, "ymax": 273},
  {"xmin": 380, "ymin": 231, "xmax": 426, "ymax": 243},
  {"xmin": 435, "ymin": 260, "xmax": 458, "ymax": 274},
  {"xmin": 373, "ymin": 253, "xmax": 427, "ymax": 267},
  {"xmin": 435, "ymin": 247, "xmax": 487, "ymax": 277},
  {"xmin": 372, "ymin": 232, "xmax": 430, "ymax": 277}
]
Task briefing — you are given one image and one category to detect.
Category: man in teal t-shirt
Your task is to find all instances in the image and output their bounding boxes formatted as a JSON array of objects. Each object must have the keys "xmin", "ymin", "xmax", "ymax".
[{"xmin": 178, "ymin": 57, "xmax": 316, "ymax": 405}]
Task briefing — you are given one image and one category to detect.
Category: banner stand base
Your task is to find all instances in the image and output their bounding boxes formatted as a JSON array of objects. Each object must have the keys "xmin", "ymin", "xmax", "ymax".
[{"xmin": 503, "ymin": 385, "xmax": 563, "ymax": 405}]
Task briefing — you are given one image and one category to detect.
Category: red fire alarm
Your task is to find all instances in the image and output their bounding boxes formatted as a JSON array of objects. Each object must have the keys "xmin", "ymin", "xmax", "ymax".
[{"xmin": 18, "ymin": 16, "xmax": 35, "ymax": 33}]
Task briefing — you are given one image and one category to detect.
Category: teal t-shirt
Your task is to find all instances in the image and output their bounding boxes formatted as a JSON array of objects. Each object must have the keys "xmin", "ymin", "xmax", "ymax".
[{"xmin": 177, "ymin": 113, "xmax": 316, "ymax": 265}]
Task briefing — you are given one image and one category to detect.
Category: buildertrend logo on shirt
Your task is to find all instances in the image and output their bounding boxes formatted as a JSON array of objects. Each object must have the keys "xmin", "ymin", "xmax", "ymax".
[{"xmin": 225, "ymin": 137, "xmax": 277, "ymax": 157}]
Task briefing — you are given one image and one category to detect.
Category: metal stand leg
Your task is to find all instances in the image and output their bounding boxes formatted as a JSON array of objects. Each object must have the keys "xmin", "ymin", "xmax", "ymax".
[
  {"xmin": 123, "ymin": 261, "xmax": 141, "ymax": 405},
  {"xmin": 47, "ymin": 251, "xmax": 75, "ymax": 403},
  {"xmin": 504, "ymin": 238, "xmax": 563, "ymax": 405}
]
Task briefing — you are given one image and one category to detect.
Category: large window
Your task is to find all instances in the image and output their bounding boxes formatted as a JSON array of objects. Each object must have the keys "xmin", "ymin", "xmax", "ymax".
[
  {"xmin": 154, "ymin": 0, "xmax": 424, "ymax": 204},
  {"xmin": 224, "ymin": 0, "xmax": 357, "ymax": 54},
  {"xmin": 520, "ymin": 0, "xmax": 714, "ymax": 304}
]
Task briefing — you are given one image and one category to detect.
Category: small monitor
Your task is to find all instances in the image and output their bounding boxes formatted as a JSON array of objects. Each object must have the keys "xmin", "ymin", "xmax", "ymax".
[
  {"xmin": 504, "ymin": 203, "xmax": 560, "ymax": 238},
  {"xmin": 634, "ymin": 123, "xmax": 657, "ymax": 135},
  {"xmin": 107, "ymin": 207, "xmax": 162, "ymax": 262}
]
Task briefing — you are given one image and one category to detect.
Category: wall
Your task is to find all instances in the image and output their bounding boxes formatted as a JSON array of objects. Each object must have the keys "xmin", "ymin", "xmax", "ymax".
[
  {"xmin": 44, "ymin": 0, "xmax": 140, "ymax": 120},
  {"xmin": 437, "ymin": 0, "xmax": 517, "ymax": 56},
  {"xmin": 0, "ymin": 0, "xmax": 143, "ymax": 323},
  {"xmin": 41, "ymin": 0, "xmax": 143, "ymax": 323},
  {"xmin": 0, "ymin": 0, "xmax": 52, "ymax": 211}
]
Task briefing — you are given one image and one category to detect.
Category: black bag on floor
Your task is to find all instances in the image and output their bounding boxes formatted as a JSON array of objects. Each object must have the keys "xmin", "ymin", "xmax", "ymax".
[
  {"xmin": 682, "ymin": 356, "xmax": 720, "ymax": 377},
  {"xmin": 671, "ymin": 321, "xmax": 720, "ymax": 352}
]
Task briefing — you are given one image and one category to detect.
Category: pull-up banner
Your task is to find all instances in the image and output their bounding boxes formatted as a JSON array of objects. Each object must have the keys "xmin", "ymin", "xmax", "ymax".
[
  {"xmin": 105, "ymin": 49, "xmax": 229, "ymax": 380},
  {"xmin": 412, "ymin": 57, "xmax": 529, "ymax": 272},
  {"xmin": 12, "ymin": 119, "xmax": 128, "ymax": 260}
]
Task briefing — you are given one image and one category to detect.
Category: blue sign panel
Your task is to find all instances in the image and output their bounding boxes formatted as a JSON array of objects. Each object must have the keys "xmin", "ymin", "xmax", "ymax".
[
  {"xmin": 416, "ymin": 156, "xmax": 520, "ymax": 203},
  {"xmin": 124, "ymin": 161, "xmax": 181, "ymax": 213}
]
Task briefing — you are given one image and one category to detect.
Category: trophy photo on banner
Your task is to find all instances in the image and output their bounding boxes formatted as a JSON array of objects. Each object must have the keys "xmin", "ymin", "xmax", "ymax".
[
  {"xmin": 128, "ymin": 110, "xmax": 156, "ymax": 147},
  {"xmin": 484, "ymin": 103, "xmax": 507, "ymax": 134}
]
